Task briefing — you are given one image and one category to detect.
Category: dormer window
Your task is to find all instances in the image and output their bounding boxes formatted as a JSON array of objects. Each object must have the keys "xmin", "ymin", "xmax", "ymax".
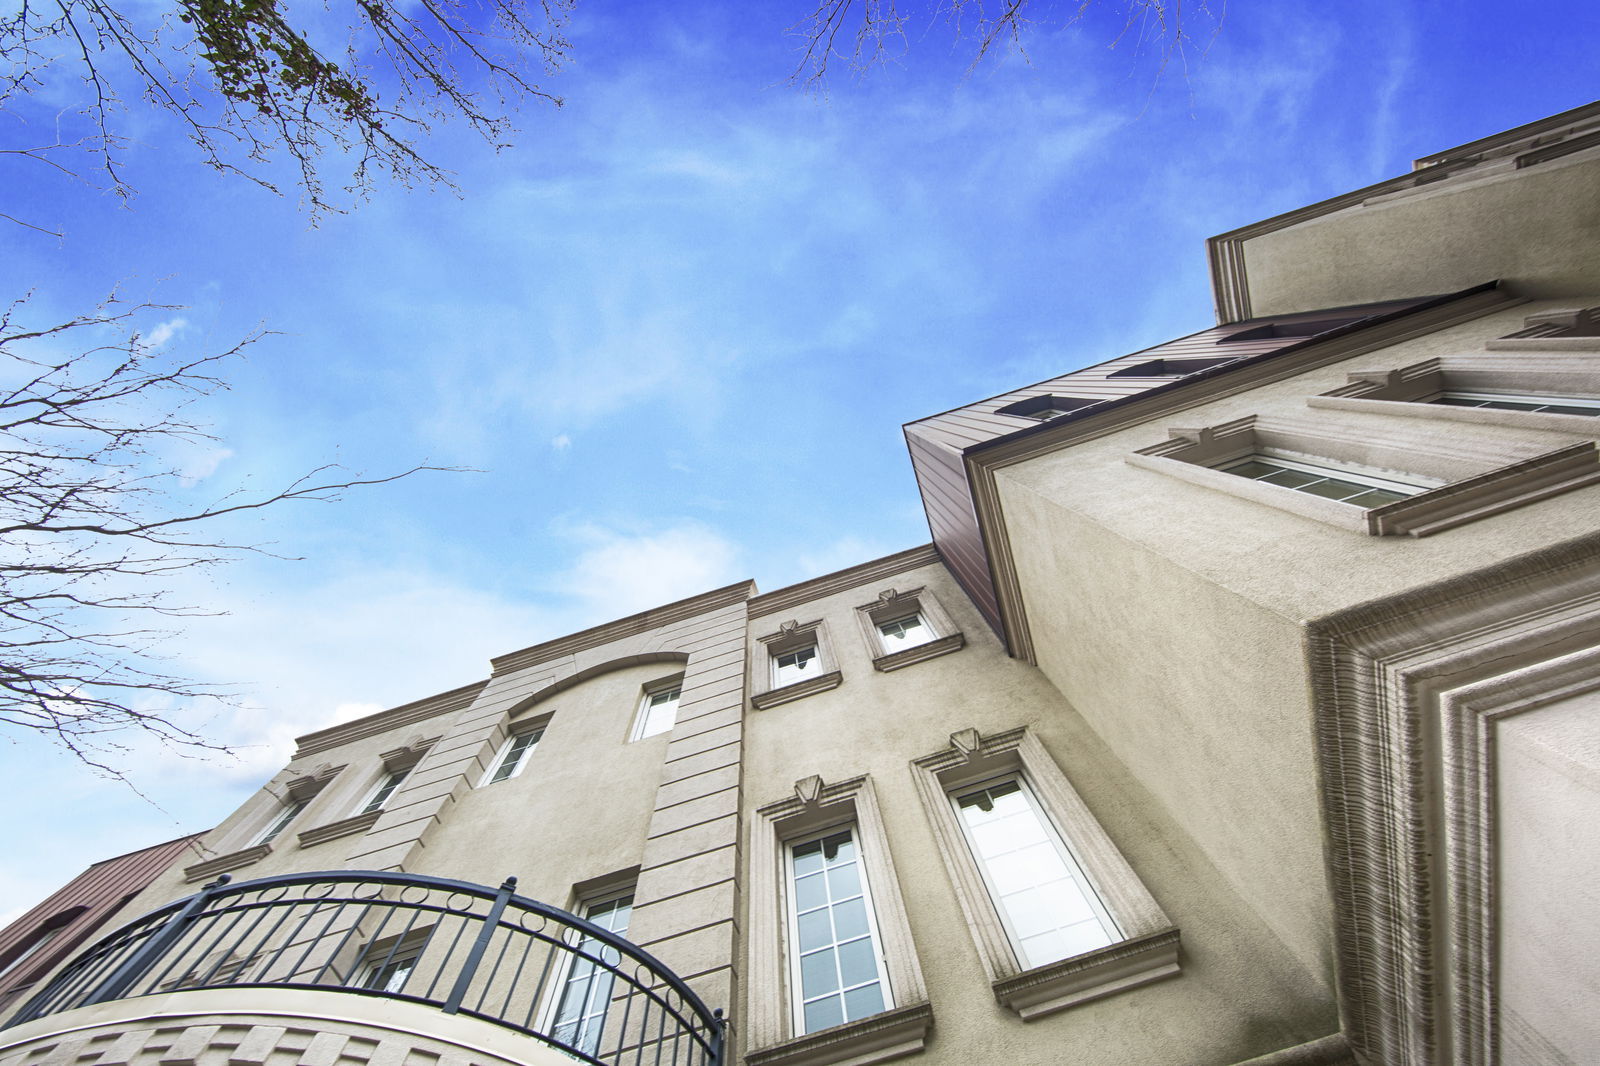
[
  {"xmin": 995, "ymin": 395, "xmax": 1101, "ymax": 421},
  {"xmin": 1107, "ymin": 357, "xmax": 1239, "ymax": 378}
]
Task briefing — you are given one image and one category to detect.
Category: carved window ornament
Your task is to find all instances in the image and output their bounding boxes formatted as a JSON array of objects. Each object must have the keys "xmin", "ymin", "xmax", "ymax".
[
  {"xmin": 853, "ymin": 586, "xmax": 965, "ymax": 673},
  {"xmin": 910, "ymin": 727, "xmax": 1179, "ymax": 1021},
  {"xmin": 1129, "ymin": 412, "xmax": 1600, "ymax": 537},
  {"xmin": 746, "ymin": 775, "xmax": 932, "ymax": 1066},
  {"xmin": 751, "ymin": 619, "xmax": 843, "ymax": 711}
]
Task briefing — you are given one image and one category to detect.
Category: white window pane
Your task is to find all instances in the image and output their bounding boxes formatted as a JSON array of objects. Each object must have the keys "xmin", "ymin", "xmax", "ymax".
[
  {"xmin": 774, "ymin": 645, "xmax": 818, "ymax": 686},
  {"xmin": 787, "ymin": 826, "xmax": 892, "ymax": 1034},
  {"xmin": 634, "ymin": 685, "xmax": 680, "ymax": 740},
  {"xmin": 878, "ymin": 613, "xmax": 933, "ymax": 651},
  {"xmin": 954, "ymin": 778, "xmax": 1120, "ymax": 970}
]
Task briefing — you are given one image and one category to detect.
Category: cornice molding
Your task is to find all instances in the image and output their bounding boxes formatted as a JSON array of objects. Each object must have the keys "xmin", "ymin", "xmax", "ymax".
[
  {"xmin": 747, "ymin": 545, "xmax": 940, "ymax": 619},
  {"xmin": 293, "ymin": 682, "xmax": 487, "ymax": 759},
  {"xmin": 489, "ymin": 580, "xmax": 756, "ymax": 676}
]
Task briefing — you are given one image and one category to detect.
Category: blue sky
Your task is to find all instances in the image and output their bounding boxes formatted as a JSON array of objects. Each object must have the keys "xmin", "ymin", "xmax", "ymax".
[{"xmin": 0, "ymin": 0, "xmax": 1595, "ymax": 920}]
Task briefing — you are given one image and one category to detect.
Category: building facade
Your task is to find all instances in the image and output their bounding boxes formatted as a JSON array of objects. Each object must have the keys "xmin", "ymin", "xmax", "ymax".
[{"xmin": 0, "ymin": 103, "xmax": 1597, "ymax": 1066}]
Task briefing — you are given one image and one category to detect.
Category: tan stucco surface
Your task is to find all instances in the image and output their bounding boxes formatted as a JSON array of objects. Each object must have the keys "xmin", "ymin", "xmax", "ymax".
[
  {"xmin": 1242, "ymin": 152, "xmax": 1600, "ymax": 316},
  {"xmin": 740, "ymin": 561, "xmax": 1338, "ymax": 1066}
]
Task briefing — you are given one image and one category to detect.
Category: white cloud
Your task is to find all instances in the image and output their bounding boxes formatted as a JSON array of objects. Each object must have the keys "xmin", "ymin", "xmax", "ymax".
[
  {"xmin": 551, "ymin": 433, "xmax": 572, "ymax": 452},
  {"xmin": 141, "ymin": 316, "xmax": 189, "ymax": 349},
  {"xmin": 553, "ymin": 521, "xmax": 743, "ymax": 620}
]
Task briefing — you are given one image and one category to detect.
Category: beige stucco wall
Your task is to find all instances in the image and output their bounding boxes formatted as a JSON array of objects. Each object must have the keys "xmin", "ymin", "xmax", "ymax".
[
  {"xmin": 1495, "ymin": 685, "xmax": 1600, "ymax": 1066},
  {"xmin": 0, "ymin": 986, "xmax": 577, "ymax": 1066},
  {"xmin": 412, "ymin": 659, "xmax": 677, "ymax": 902},
  {"xmin": 991, "ymin": 298, "xmax": 1600, "ymax": 989},
  {"xmin": 739, "ymin": 560, "xmax": 1339, "ymax": 1066},
  {"xmin": 1240, "ymin": 150, "xmax": 1600, "ymax": 317}
]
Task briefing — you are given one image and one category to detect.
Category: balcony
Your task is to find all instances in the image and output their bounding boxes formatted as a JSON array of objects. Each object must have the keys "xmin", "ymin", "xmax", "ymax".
[{"xmin": 1, "ymin": 871, "xmax": 725, "ymax": 1066}]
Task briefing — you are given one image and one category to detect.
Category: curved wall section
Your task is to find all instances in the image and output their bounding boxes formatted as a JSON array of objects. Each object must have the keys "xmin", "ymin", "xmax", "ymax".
[{"xmin": 0, "ymin": 987, "xmax": 577, "ymax": 1066}]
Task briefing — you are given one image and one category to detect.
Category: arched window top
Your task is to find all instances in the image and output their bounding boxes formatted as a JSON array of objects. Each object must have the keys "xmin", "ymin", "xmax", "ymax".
[{"xmin": 995, "ymin": 395, "xmax": 1102, "ymax": 421}]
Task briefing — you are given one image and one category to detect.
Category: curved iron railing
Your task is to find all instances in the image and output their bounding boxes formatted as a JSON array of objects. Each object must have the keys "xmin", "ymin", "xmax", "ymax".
[{"xmin": 4, "ymin": 871, "xmax": 725, "ymax": 1066}]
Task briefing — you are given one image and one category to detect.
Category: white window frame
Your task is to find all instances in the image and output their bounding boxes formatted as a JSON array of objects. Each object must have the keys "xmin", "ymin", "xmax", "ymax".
[
  {"xmin": 782, "ymin": 823, "xmax": 895, "ymax": 1037},
  {"xmin": 1436, "ymin": 389, "xmax": 1600, "ymax": 414},
  {"xmin": 911, "ymin": 728, "xmax": 1178, "ymax": 1020},
  {"xmin": 250, "ymin": 798, "xmax": 308, "ymax": 847},
  {"xmin": 537, "ymin": 885, "xmax": 636, "ymax": 1059},
  {"xmin": 1218, "ymin": 452, "xmax": 1434, "ymax": 503},
  {"xmin": 479, "ymin": 725, "xmax": 545, "ymax": 786},
  {"xmin": 630, "ymin": 677, "xmax": 683, "ymax": 742},
  {"xmin": 358, "ymin": 768, "xmax": 410, "ymax": 815},
  {"xmin": 772, "ymin": 645, "xmax": 819, "ymax": 688},
  {"xmin": 949, "ymin": 775, "xmax": 1120, "ymax": 971}
]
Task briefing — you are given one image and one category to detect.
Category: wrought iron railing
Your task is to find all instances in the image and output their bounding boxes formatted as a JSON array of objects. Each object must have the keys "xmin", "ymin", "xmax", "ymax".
[{"xmin": 4, "ymin": 871, "xmax": 725, "ymax": 1066}]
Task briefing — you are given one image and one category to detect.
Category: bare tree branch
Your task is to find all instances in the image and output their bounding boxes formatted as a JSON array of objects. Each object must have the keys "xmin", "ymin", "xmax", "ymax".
[
  {"xmin": 1, "ymin": 0, "xmax": 574, "ymax": 222},
  {"xmin": 0, "ymin": 292, "xmax": 456, "ymax": 777},
  {"xmin": 787, "ymin": 0, "xmax": 1224, "ymax": 88}
]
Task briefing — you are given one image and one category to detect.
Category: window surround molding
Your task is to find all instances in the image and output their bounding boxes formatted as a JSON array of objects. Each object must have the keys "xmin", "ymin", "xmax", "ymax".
[
  {"xmin": 853, "ymin": 587, "xmax": 965, "ymax": 672},
  {"xmin": 910, "ymin": 727, "xmax": 1178, "ymax": 1020},
  {"xmin": 185, "ymin": 760, "xmax": 347, "ymax": 879},
  {"xmin": 751, "ymin": 619, "xmax": 843, "ymax": 710},
  {"xmin": 747, "ymin": 774, "xmax": 931, "ymax": 1066},
  {"xmin": 1129, "ymin": 414, "xmax": 1600, "ymax": 537},
  {"xmin": 1310, "ymin": 353, "xmax": 1600, "ymax": 432}
]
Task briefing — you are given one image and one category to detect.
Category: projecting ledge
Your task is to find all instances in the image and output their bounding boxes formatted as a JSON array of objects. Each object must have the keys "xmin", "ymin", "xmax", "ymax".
[
  {"xmin": 746, "ymin": 1002, "xmax": 933, "ymax": 1066},
  {"xmin": 0, "ymin": 987, "xmax": 574, "ymax": 1066},
  {"xmin": 993, "ymin": 927, "xmax": 1181, "ymax": 1021}
]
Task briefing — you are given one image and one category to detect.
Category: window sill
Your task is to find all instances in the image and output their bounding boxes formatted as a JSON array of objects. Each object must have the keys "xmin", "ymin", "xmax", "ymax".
[
  {"xmin": 746, "ymin": 1002, "xmax": 934, "ymax": 1066},
  {"xmin": 183, "ymin": 845, "xmax": 271, "ymax": 884},
  {"xmin": 752, "ymin": 671, "xmax": 843, "ymax": 710},
  {"xmin": 1364, "ymin": 442, "xmax": 1600, "ymax": 536},
  {"xmin": 871, "ymin": 633, "xmax": 965, "ymax": 672},
  {"xmin": 993, "ymin": 928, "xmax": 1181, "ymax": 1021},
  {"xmin": 296, "ymin": 810, "xmax": 381, "ymax": 848}
]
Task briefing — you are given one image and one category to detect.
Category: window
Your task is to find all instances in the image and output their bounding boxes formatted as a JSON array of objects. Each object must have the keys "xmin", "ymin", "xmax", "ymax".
[
  {"xmin": 773, "ymin": 645, "xmax": 819, "ymax": 687},
  {"xmin": 995, "ymin": 395, "xmax": 1101, "ymax": 421},
  {"xmin": 251, "ymin": 799, "xmax": 307, "ymax": 846},
  {"xmin": 912, "ymin": 728, "xmax": 1177, "ymax": 1020},
  {"xmin": 1129, "ymin": 413, "xmax": 1600, "ymax": 538},
  {"xmin": 751, "ymin": 620, "xmax": 842, "ymax": 710},
  {"xmin": 1433, "ymin": 390, "xmax": 1600, "ymax": 416},
  {"xmin": 0, "ymin": 925, "xmax": 64, "ymax": 981},
  {"xmin": 1218, "ymin": 454, "xmax": 1430, "ymax": 508},
  {"xmin": 362, "ymin": 946, "xmax": 421, "ymax": 994},
  {"xmin": 1311, "ymin": 354, "xmax": 1600, "ymax": 429},
  {"xmin": 549, "ymin": 892, "xmax": 634, "ymax": 1057},
  {"xmin": 876, "ymin": 613, "xmax": 932, "ymax": 652},
  {"xmin": 854, "ymin": 587, "xmax": 964, "ymax": 672},
  {"xmin": 1107, "ymin": 356, "xmax": 1239, "ymax": 378},
  {"xmin": 631, "ymin": 679, "xmax": 682, "ymax": 741},
  {"xmin": 951, "ymin": 778, "xmax": 1118, "ymax": 969},
  {"xmin": 747, "ymin": 775, "xmax": 930, "ymax": 1066},
  {"xmin": 359, "ymin": 768, "xmax": 409, "ymax": 814},
  {"xmin": 786, "ymin": 826, "xmax": 892, "ymax": 1035},
  {"xmin": 481, "ymin": 726, "xmax": 543, "ymax": 785}
]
